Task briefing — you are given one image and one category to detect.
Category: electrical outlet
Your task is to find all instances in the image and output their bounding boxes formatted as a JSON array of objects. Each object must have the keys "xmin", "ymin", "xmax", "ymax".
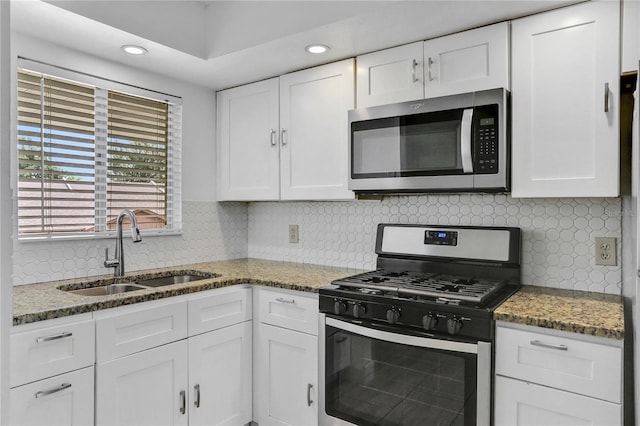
[
  {"xmin": 595, "ymin": 237, "xmax": 617, "ymax": 266},
  {"xmin": 289, "ymin": 224, "xmax": 299, "ymax": 244}
]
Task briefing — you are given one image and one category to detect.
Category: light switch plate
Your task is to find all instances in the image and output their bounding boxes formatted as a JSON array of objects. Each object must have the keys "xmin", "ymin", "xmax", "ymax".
[{"xmin": 595, "ymin": 237, "xmax": 616, "ymax": 266}]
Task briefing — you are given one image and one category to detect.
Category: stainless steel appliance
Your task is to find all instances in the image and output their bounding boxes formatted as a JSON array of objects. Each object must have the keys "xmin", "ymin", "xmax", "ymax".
[
  {"xmin": 319, "ymin": 224, "xmax": 521, "ymax": 426},
  {"xmin": 349, "ymin": 88, "xmax": 509, "ymax": 193}
]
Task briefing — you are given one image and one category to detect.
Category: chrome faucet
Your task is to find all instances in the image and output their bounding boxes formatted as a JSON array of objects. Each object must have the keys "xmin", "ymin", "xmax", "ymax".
[{"xmin": 104, "ymin": 209, "xmax": 142, "ymax": 276}]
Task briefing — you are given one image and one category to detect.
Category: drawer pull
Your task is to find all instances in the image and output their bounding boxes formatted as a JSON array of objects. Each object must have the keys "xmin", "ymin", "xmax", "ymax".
[
  {"xmin": 35, "ymin": 331, "xmax": 72, "ymax": 343},
  {"xmin": 35, "ymin": 383, "xmax": 71, "ymax": 398},
  {"xmin": 530, "ymin": 340, "xmax": 568, "ymax": 351},
  {"xmin": 276, "ymin": 297, "xmax": 296, "ymax": 304}
]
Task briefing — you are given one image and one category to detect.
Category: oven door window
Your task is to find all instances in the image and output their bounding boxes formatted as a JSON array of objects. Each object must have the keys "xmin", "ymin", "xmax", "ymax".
[
  {"xmin": 325, "ymin": 324, "xmax": 478, "ymax": 426},
  {"xmin": 351, "ymin": 110, "xmax": 464, "ymax": 179}
]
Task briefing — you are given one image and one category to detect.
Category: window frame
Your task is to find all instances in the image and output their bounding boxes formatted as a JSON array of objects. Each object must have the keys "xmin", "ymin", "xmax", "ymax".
[{"xmin": 15, "ymin": 58, "xmax": 183, "ymax": 241}]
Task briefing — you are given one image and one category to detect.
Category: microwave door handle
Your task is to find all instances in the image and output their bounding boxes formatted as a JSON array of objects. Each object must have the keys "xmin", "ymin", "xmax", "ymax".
[{"xmin": 461, "ymin": 108, "xmax": 474, "ymax": 173}]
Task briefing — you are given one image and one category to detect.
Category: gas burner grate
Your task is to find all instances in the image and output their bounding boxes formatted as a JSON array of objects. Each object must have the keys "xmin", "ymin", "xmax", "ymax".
[{"xmin": 333, "ymin": 269, "xmax": 505, "ymax": 303}]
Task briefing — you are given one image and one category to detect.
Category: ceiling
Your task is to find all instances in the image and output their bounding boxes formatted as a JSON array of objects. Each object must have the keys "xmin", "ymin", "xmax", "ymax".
[{"xmin": 11, "ymin": 0, "xmax": 579, "ymax": 91}]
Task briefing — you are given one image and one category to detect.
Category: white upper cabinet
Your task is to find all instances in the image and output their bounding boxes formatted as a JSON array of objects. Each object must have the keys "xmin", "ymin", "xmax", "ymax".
[
  {"xmin": 356, "ymin": 41, "xmax": 424, "ymax": 108},
  {"xmin": 279, "ymin": 59, "xmax": 355, "ymax": 200},
  {"xmin": 356, "ymin": 22, "xmax": 509, "ymax": 108},
  {"xmin": 216, "ymin": 78, "xmax": 280, "ymax": 201},
  {"xmin": 511, "ymin": 1, "xmax": 620, "ymax": 198},
  {"xmin": 217, "ymin": 59, "xmax": 355, "ymax": 201},
  {"xmin": 423, "ymin": 22, "xmax": 509, "ymax": 98}
]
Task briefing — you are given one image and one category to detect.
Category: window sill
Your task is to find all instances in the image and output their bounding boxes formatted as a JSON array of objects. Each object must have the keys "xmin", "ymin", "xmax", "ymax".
[{"xmin": 17, "ymin": 229, "xmax": 183, "ymax": 243}]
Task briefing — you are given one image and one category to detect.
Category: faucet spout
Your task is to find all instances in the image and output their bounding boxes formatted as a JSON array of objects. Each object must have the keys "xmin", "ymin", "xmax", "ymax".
[{"xmin": 105, "ymin": 209, "xmax": 142, "ymax": 277}]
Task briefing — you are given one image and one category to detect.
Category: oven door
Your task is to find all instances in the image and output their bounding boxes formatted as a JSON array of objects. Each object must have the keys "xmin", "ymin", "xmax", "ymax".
[{"xmin": 319, "ymin": 314, "xmax": 491, "ymax": 426}]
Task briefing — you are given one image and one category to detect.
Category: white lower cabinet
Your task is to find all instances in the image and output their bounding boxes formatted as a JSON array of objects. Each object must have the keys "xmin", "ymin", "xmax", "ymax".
[
  {"xmin": 95, "ymin": 286, "xmax": 253, "ymax": 426},
  {"xmin": 96, "ymin": 340, "xmax": 189, "ymax": 426},
  {"xmin": 10, "ymin": 314, "xmax": 96, "ymax": 426},
  {"xmin": 257, "ymin": 323, "xmax": 318, "ymax": 426},
  {"xmin": 10, "ymin": 366, "xmax": 94, "ymax": 426},
  {"xmin": 255, "ymin": 287, "xmax": 319, "ymax": 426},
  {"xmin": 188, "ymin": 321, "xmax": 253, "ymax": 426},
  {"xmin": 495, "ymin": 322, "xmax": 623, "ymax": 425}
]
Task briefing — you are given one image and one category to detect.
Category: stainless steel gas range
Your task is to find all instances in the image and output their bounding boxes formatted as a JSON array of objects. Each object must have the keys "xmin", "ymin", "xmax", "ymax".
[{"xmin": 318, "ymin": 224, "xmax": 521, "ymax": 426}]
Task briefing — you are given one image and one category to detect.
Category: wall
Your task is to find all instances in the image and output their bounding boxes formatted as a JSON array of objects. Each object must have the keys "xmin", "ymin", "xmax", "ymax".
[
  {"xmin": 249, "ymin": 194, "xmax": 623, "ymax": 294},
  {"xmin": 11, "ymin": 34, "xmax": 249, "ymax": 285}
]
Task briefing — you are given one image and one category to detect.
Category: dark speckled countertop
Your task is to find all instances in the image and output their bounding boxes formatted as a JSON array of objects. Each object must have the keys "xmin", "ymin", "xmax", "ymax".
[
  {"xmin": 494, "ymin": 285, "xmax": 624, "ymax": 340},
  {"xmin": 13, "ymin": 258, "xmax": 362, "ymax": 326},
  {"xmin": 14, "ymin": 261, "xmax": 626, "ymax": 341}
]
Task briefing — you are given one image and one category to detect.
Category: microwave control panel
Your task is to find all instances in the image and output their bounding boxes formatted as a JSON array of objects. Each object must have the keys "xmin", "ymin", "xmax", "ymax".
[{"xmin": 474, "ymin": 104, "xmax": 499, "ymax": 174}]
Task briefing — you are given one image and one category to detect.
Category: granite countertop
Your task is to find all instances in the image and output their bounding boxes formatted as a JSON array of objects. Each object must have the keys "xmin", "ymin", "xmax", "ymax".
[
  {"xmin": 494, "ymin": 285, "xmax": 624, "ymax": 340},
  {"xmin": 13, "ymin": 258, "xmax": 361, "ymax": 326}
]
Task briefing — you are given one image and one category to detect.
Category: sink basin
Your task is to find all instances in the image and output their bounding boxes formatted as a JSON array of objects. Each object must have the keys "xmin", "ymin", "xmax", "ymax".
[
  {"xmin": 68, "ymin": 283, "xmax": 150, "ymax": 296},
  {"xmin": 135, "ymin": 274, "xmax": 211, "ymax": 287},
  {"xmin": 61, "ymin": 270, "xmax": 219, "ymax": 296}
]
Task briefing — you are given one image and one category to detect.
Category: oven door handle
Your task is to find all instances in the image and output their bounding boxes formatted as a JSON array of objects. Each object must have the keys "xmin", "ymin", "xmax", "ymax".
[
  {"xmin": 461, "ymin": 108, "xmax": 474, "ymax": 173},
  {"xmin": 325, "ymin": 317, "xmax": 478, "ymax": 354}
]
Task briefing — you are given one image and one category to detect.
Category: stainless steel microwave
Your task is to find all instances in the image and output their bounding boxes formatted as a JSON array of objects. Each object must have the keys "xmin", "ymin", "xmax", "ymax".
[{"xmin": 348, "ymin": 88, "xmax": 509, "ymax": 193}]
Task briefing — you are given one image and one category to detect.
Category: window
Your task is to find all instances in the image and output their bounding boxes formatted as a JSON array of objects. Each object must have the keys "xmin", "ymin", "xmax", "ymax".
[{"xmin": 17, "ymin": 66, "xmax": 182, "ymax": 238}]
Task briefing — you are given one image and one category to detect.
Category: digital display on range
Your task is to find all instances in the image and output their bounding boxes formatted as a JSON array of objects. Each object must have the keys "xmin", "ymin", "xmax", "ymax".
[{"xmin": 424, "ymin": 230, "xmax": 458, "ymax": 246}]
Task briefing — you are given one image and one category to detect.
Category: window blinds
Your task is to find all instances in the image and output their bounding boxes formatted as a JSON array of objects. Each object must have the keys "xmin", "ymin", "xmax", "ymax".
[{"xmin": 17, "ymin": 68, "xmax": 182, "ymax": 237}]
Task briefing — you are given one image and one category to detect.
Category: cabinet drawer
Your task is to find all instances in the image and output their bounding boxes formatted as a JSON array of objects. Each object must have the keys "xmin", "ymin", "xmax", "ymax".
[
  {"xmin": 496, "ymin": 325, "xmax": 622, "ymax": 403},
  {"xmin": 95, "ymin": 299, "xmax": 187, "ymax": 362},
  {"xmin": 258, "ymin": 288, "xmax": 318, "ymax": 335},
  {"xmin": 10, "ymin": 366, "xmax": 95, "ymax": 426},
  {"xmin": 495, "ymin": 376, "xmax": 621, "ymax": 426},
  {"xmin": 11, "ymin": 319, "xmax": 95, "ymax": 387},
  {"xmin": 188, "ymin": 286, "xmax": 252, "ymax": 336}
]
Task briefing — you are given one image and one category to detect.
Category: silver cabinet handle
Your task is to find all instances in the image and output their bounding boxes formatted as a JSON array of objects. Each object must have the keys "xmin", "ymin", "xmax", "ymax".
[
  {"xmin": 427, "ymin": 57, "xmax": 435, "ymax": 81},
  {"xmin": 270, "ymin": 129, "xmax": 277, "ymax": 147},
  {"xmin": 411, "ymin": 59, "xmax": 419, "ymax": 83},
  {"xmin": 530, "ymin": 340, "xmax": 568, "ymax": 351},
  {"xmin": 36, "ymin": 332, "xmax": 72, "ymax": 343},
  {"xmin": 35, "ymin": 383, "xmax": 71, "ymax": 398},
  {"xmin": 604, "ymin": 82, "xmax": 610, "ymax": 113},
  {"xmin": 276, "ymin": 297, "xmax": 295, "ymax": 304},
  {"xmin": 281, "ymin": 128, "xmax": 287, "ymax": 146},
  {"xmin": 194, "ymin": 384, "xmax": 201, "ymax": 408},
  {"xmin": 179, "ymin": 390, "xmax": 186, "ymax": 415},
  {"xmin": 307, "ymin": 383, "xmax": 313, "ymax": 407},
  {"xmin": 460, "ymin": 108, "xmax": 474, "ymax": 173}
]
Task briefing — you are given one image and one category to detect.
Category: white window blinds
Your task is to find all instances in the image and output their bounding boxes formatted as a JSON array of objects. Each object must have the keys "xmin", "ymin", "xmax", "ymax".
[{"xmin": 17, "ymin": 67, "xmax": 182, "ymax": 238}]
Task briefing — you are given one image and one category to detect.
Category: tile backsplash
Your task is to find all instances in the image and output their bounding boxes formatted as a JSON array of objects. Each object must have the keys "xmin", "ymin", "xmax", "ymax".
[
  {"xmin": 12, "ymin": 201, "xmax": 248, "ymax": 285},
  {"xmin": 248, "ymin": 195, "xmax": 623, "ymax": 294},
  {"xmin": 13, "ymin": 195, "xmax": 624, "ymax": 294}
]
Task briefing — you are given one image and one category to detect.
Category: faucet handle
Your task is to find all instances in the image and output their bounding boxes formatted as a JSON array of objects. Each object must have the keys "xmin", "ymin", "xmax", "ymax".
[{"xmin": 104, "ymin": 248, "xmax": 119, "ymax": 268}]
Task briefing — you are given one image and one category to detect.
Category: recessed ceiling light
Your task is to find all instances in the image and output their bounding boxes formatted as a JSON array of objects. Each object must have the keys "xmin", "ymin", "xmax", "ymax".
[
  {"xmin": 305, "ymin": 44, "xmax": 330, "ymax": 54},
  {"xmin": 121, "ymin": 45, "xmax": 148, "ymax": 55}
]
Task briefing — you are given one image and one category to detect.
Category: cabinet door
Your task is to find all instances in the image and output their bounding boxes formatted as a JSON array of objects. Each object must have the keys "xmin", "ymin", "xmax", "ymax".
[
  {"xmin": 279, "ymin": 59, "xmax": 355, "ymax": 200},
  {"xmin": 423, "ymin": 22, "xmax": 509, "ymax": 98},
  {"xmin": 189, "ymin": 321, "xmax": 252, "ymax": 426},
  {"xmin": 356, "ymin": 41, "xmax": 424, "ymax": 108},
  {"xmin": 257, "ymin": 323, "xmax": 318, "ymax": 426},
  {"xmin": 96, "ymin": 340, "xmax": 188, "ymax": 426},
  {"xmin": 217, "ymin": 78, "xmax": 280, "ymax": 201},
  {"xmin": 511, "ymin": 1, "xmax": 620, "ymax": 197},
  {"xmin": 495, "ymin": 376, "xmax": 622, "ymax": 425},
  {"xmin": 10, "ymin": 366, "xmax": 94, "ymax": 426}
]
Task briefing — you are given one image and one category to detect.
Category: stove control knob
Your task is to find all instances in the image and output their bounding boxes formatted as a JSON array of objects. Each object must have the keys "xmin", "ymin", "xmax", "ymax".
[
  {"xmin": 333, "ymin": 300, "xmax": 347, "ymax": 316},
  {"xmin": 446, "ymin": 317, "xmax": 463, "ymax": 335},
  {"xmin": 422, "ymin": 313, "xmax": 438, "ymax": 331},
  {"xmin": 353, "ymin": 303, "xmax": 367, "ymax": 318},
  {"xmin": 386, "ymin": 308, "xmax": 401, "ymax": 325}
]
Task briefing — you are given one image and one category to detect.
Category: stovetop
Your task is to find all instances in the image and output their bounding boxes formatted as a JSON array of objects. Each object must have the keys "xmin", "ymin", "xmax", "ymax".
[{"xmin": 332, "ymin": 269, "xmax": 506, "ymax": 304}]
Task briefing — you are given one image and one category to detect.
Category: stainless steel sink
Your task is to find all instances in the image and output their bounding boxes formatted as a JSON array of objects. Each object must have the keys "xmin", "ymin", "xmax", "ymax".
[
  {"xmin": 68, "ymin": 283, "xmax": 150, "ymax": 296},
  {"xmin": 61, "ymin": 271, "xmax": 219, "ymax": 296},
  {"xmin": 134, "ymin": 274, "xmax": 210, "ymax": 287}
]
